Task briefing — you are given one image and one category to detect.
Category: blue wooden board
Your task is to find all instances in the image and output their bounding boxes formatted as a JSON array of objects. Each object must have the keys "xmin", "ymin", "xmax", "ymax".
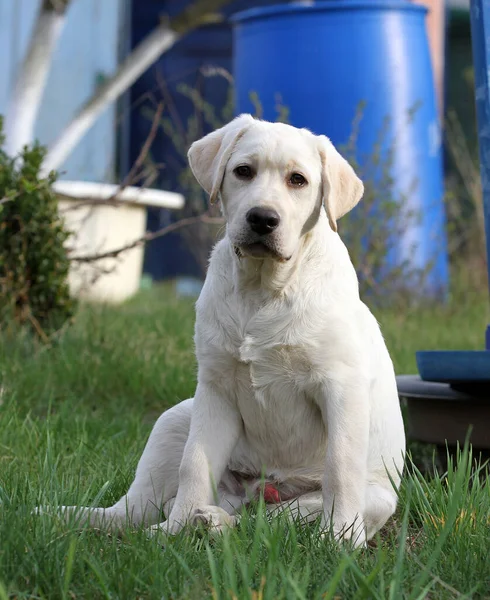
[{"xmin": 416, "ymin": 350, "xmax": 490, "ymax": 382}]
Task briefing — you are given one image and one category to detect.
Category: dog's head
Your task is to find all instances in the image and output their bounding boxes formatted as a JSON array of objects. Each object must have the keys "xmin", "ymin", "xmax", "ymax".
[{"xmin": 188, "ymin": 114, "xmax": 363, "ymax": 261}]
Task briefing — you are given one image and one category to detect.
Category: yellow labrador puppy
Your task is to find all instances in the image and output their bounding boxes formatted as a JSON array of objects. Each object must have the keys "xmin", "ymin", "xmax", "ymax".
[{"xmin": 50, "ymin": 115, "xmax": 405, "ymax": 546}]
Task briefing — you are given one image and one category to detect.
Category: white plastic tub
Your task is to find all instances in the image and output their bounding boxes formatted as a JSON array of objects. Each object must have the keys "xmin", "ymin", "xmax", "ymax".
[{"xmin": 54, "ymin": 181, "xmax": 185, "ymax": 303}]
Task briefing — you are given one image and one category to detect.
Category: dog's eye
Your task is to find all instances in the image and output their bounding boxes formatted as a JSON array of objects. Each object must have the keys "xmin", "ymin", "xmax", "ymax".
[
  {"xmin": 289, "ymin": 173, "xmax": 307, "ymax": 187},
  {"xmin": 234, "ymin": 165, "xmax": 253, "ymax": 179}
]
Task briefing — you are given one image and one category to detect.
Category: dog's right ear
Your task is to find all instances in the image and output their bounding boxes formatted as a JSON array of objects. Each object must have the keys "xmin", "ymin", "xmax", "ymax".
[{"xmin": 187, "ymin": 114, "xmax": 255, "ymax": 204}]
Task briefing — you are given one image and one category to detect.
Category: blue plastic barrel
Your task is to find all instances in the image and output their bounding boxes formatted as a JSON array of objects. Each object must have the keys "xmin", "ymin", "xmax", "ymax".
[{"xmin": 232, "ymin": 0, "xmax": 449, "ymax": 298}]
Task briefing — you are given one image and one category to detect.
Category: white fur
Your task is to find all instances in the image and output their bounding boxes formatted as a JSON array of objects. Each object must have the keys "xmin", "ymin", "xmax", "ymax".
[{"xmin": 48, "ymin": 116, "xmax": 405, "ymax": 547}]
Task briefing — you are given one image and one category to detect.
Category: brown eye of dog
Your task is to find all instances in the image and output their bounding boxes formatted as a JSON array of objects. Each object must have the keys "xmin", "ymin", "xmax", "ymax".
[
  {"xmin": 234, "ymin": 165, "xmax": 253, "ymax": 179},
  {"xmin": 289, "ymin": 172, "xmax": 307, "ymax": 186}
]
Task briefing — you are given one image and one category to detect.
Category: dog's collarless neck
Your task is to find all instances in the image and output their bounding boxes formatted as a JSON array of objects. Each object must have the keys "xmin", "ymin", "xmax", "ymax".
[{"xmin": 229, "ymin": 236, "xmax": 317, "ymax": 294}]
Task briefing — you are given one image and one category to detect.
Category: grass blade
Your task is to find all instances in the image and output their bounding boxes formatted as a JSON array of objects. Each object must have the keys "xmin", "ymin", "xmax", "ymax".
[{"xmin": 62, "ymin": 536, "xmax": 78, "ymax": 600}]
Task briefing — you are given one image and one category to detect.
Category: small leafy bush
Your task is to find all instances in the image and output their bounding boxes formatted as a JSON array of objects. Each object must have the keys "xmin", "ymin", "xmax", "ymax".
[{"xmin": 0, "ymin": 117, "xmax": 75, "ymax": 334}]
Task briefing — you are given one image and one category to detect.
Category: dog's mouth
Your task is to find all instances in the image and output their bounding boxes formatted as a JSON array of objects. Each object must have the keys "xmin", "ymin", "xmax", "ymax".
[
  {"xmin": 243, "ymin": 241, "xmax": 274, "ymax": 258},
  {"xmin": 236, "ymin": 241, "xmax": 290, "ymax": 262}
]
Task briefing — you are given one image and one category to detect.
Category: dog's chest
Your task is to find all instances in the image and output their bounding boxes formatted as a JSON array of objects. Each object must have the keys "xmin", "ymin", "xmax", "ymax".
[
  {"xmin": 233, "ymin": 349, "xmax": 326, "ymax": 467},
  {"xmin": 217, "ymin": 288, "xmax": 321, "ymax": 393},
  {"xmin": 225, "ymin": 299, "xmax": 326, "ymax": 466},
  {"xmin": 198, "ymin": 277, "xmax": 328, "ymax": 465}
]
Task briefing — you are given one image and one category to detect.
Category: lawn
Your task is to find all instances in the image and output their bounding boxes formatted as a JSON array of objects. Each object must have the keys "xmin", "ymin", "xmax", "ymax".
[{"xmin": 0, "ymin": 281, "xmax": 489, "ymax": 599}]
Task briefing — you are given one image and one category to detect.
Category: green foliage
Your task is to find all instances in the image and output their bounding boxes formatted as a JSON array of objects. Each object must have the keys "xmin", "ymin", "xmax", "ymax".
[
  {"xmin": 0, "ymin": 116, "xmax": 75, "ymax": 334},
  {"xmin": 338, "ymin": 105, "xmax": 430, "ymax": 302}
]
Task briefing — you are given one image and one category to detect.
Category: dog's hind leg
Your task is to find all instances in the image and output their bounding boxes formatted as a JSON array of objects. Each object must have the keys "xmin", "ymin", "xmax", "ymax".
[
  {"xmin": 40, "ymin": 398, "xmax": 194, "ymax": 532},
  {"xmin": 265, "ymin": 485, "xmax": 397, "ymax": 542},
  {"xmin": 266, "ymin": 491, "xmax": 323, "ymax": 524}
]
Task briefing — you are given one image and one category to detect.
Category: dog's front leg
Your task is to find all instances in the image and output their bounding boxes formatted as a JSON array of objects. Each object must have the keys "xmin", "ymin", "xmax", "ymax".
[
  {"xmin": 157, "ymin": 381, "xmax": 241, "ymax": 536},
  {"xmin": 317, "ymin": 371, "xmax": 370, "ymax": 547}
]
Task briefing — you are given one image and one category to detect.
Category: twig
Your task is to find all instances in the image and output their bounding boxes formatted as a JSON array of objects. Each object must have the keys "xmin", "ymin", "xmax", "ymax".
[
  {"xmin": 64, "ymin": 101, "xmax": 165, "ymax": 212},
  {"xmin": 70, "ymin": 214, "xmax": 223, "ymax": 262},
  {"xmin": 200, "ymin": 65, "xmax": 234, "ymax": 84},
  {"xmin": 120, "ymin": 101, "xmax": 164, "ymax": 190},
  {"xmin": 27, "ymin": 312, "xmax": 50, "ymax": 344},
  {"xmin": 155, "ymin": 70, "xmax": 187, "ymax": 142},
  {"xmin": 0, "ymin": 179, "xmax": 50, "ymax": 207},
  {"xmin": 410, "ymin": 552, "xmax": 464, "ymax": 597},
  {"xmin": 168, "ymin": 0, "xmax": 230, "ymax": 33}
]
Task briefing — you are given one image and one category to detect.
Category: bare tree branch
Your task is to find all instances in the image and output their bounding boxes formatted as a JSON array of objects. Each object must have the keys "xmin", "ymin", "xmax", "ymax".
[
  {"xmin": 40, "ymin": 0, "xmax": 233, "ymax": 176},
  {"xmin": 40, "ymin": 23, "xmax": 177, "ymax": 176},
  {"xmin": 70, "ymin": 214, "xmax": 223, "ymax": 263}
]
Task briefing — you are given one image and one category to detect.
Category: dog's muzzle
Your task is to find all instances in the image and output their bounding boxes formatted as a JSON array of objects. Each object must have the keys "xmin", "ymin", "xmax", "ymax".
[{"xmin": 246, "ymin": 207, "xmax": 281, "ymax": 236}]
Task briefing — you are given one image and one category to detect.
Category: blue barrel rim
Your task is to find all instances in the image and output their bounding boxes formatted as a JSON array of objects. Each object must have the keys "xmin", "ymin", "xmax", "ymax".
[{"xmin": 230, "ymin": 0, "xmax": 427, "ymax": 24}]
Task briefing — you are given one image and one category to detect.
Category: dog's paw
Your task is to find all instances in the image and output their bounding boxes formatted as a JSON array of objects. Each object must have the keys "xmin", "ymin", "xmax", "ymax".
[
  {"xmin": 320, "ymin": 514, "xmax": 367, "ymax": 549},
  {"xmin": 147, "ymin": 519, "xmax": 180, "ymax": 539},
  {"xmin": 147, "ymin": 506, "xmax": 239, "ymax": 541},
  {"xmin": 190, "ymin": 506, "xmax": 240, "ymax": 536},
  {"xmin": 146, "ymin": 511, "xmax": 191, "ymax": 538}
]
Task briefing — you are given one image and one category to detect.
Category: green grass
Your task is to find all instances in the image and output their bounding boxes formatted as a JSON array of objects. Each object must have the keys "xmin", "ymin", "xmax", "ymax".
[{"xmin": 0, "ymin": 282, "xmax": 489, "ymax": 599}]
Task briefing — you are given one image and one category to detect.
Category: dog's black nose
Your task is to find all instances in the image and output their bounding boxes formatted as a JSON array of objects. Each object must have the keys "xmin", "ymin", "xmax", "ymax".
[{"xmin": 246, "ymin": 207, "xmax": 280, "ymax": 235}]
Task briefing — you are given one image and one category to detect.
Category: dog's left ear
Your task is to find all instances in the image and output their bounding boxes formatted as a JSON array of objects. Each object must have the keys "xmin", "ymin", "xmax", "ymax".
[
  {"xmin": 317, "ymin": 135, "xmax": 364, "ymax": 232},
  {"xmin": 188, "ymin": 114, "xmax": 255, "ymax": 204}
]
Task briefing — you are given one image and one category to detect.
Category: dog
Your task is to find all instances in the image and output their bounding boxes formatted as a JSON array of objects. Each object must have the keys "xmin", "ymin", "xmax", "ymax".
[{"xmin": 46, "ymin": 115, "xmax": 405, "ymax": 546}]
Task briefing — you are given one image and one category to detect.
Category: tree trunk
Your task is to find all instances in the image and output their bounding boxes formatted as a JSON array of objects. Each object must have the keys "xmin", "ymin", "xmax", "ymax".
[{"xmin": 5, "ymin": 0, "xmax": 70, "ymax": 157}]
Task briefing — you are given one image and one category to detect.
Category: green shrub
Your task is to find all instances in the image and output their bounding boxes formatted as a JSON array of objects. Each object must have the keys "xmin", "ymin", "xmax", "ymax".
[{"xmin": 0, "ymin": 117, "xmax": 75, "ymax": 335}]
